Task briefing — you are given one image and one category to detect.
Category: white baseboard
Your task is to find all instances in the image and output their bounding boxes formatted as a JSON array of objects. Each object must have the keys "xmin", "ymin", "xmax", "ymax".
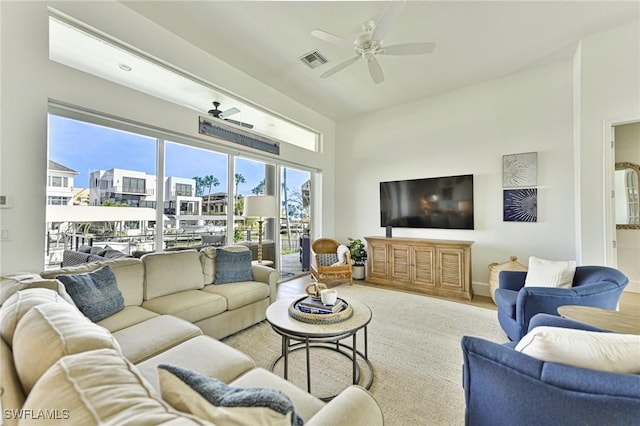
[
  {"xmin": 472, "ymin": 282, "xmax": 491, "ymax": 297},
  {"xmin": 624, "ymin": 279, "xmax": 640, "ymax": 293}
]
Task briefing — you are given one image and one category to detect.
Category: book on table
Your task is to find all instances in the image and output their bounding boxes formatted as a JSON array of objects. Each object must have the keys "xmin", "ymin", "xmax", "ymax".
[{"xmin": 297, "ymin": 296, "xmax": 345, "ymax": 314}]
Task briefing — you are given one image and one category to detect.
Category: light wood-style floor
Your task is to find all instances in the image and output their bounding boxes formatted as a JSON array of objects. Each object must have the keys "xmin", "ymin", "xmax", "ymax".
[{"xmin": 278, "ymin": 275, "xmax": 640, "ymax": 314}]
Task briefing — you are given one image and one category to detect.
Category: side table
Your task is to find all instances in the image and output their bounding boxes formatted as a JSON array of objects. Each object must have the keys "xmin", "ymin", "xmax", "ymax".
[
  {"xmin": 558, "ymin": 305, "xmax": 640, "ymax": 335},
  {"xmin": 265, "ymin": 298, "xmax": 373, "ymax": 401}
]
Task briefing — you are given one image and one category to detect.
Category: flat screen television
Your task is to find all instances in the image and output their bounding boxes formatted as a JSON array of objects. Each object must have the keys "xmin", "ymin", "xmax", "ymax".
[{"xmin": 380, "ymin": 174, "xmax": 474, "ymax": 230}]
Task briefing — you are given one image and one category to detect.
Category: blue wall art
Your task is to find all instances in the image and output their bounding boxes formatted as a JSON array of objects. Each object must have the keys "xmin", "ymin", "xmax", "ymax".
[{"xmin": 503, "ymin": 188, "xmax": 537, "ymax": 222}]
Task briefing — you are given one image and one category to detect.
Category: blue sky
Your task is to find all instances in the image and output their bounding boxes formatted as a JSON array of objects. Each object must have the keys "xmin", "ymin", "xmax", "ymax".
[{"xmin": 49, "ymin": 115, "xmax": 309, "ymax": 196}]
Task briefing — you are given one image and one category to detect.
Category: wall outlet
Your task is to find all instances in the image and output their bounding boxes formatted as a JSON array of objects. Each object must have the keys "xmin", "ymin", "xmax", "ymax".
[{"xmin": 0, "ymin": 229, "xmax": 10, "ymax": 241}]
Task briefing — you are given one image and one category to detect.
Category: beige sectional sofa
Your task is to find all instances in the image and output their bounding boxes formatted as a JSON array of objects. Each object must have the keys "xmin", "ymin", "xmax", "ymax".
[{"xmin": 0, "ymin": 247, "xmax": 383, "ymax": 425}]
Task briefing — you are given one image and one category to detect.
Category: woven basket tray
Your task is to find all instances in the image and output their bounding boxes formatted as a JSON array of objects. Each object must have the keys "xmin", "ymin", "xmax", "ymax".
[{"xmin": 288, "ymin": 297, "xmax": 353, "ymax": 324}]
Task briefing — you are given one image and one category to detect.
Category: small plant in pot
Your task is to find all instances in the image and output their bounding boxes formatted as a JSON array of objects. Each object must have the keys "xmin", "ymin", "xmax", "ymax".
[{"xmin": 347, "ymin": 237, "xmax": 367, "ymax": 280}]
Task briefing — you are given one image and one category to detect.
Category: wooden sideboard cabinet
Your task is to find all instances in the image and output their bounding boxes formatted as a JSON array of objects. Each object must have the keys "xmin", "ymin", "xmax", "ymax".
[{"xmin": 365, "ymin": 236, "xmax": 474, "ymax": 300}]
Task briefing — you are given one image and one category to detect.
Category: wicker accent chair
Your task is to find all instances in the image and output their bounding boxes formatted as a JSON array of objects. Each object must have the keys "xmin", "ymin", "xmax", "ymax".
[{"xmin": 310, "ymin": 238, "xmax": 353, "ymax": 285}]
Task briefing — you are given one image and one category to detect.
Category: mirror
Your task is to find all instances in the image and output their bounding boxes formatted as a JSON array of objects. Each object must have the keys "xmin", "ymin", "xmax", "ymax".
[{"xmin": 615, "ymin": 162, "xmax": 640, "ymax": 229}]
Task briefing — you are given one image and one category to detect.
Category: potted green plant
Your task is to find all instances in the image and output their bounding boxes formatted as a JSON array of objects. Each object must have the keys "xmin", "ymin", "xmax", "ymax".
[{"xmin": 347, "ymin": 237, "xmax": 367, "ymax": 280}]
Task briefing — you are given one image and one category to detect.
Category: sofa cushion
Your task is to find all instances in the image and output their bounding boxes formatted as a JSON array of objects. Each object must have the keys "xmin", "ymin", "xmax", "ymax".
[
  {"xmin": 202, "ymin": 282, "xmax": 270, "ymax": 310},
  {"xmin": 142, "ymin": 290, "xmax": 227, "ymax": 323},
  {"xmin": 158, "ymin": 364, "xmax": 303, "ymax": 426},
  {"xmin": 142, "ymin": 250, "xmax": 205, "ymax": 300},
  {"xmin": 231, "ymin": 368, "xmax": 325, "ymax": 423},
  {"xmin": 317, "ymin": 253, "xmax": 339, "ymax": 266},
  {"xmin": 1, "ymin": 273, "xmax": 74, "ymax": 305},
  {"xmin": 215, "ymin": 247, "xmax": 253, "ymax": 285},
  {"xmin": 1, "ymin": 337, "xmax": 24, "ymax": 424},
  {"xmin": 524, "ymin": 256, "xmax": 576, "ymax": 288},
  {"xmin": 136, "ymin": 335, "xmax": 256, "ymax": 391},
  {"xmin": 13, "ymin": 302, "xmax": 121, "ymax": 393},
  {"xmin": 515, "ymin": 326, "xmax": 640, "ymax": 374},
  {"xmin": 56, "ymin": 265, "xmax": 125, "ymax": 322},
  {"xmin": 112, "ymin": 315, "xmax": 202, "ymax": 364},
  {"xmin": 20, "ymin": 348, "xmax": 211, "ymax": 426},
  {"xmin": 41, "ymin": 258, "xmax": 145, "ymax": 306},
  {"xmin": 200, "ymin": 246, "xmax": 217, "ymax": 285},
  {"xmin": 97, "ymin": 305, "xmax": 159, "ymax": 333},
  {"xmin": 0, "ymin": 288, "xmax": 72, "ymax": 346}
]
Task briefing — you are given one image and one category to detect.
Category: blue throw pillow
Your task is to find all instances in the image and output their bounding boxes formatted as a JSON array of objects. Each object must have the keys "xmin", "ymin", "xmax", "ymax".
[
  {"xmin": 215, "ymin": 248, "xmax": 254, "ymax": 284},
  {"xmin": 158, "ymin": 364, "xmax": 303, "ymax": 426},
  {"xmin": 56, "ymin": 265, "xmax": 124, "ymax": 322}
]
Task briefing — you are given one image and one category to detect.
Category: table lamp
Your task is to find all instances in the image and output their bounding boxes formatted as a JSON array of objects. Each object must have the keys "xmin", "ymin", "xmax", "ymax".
[{"xmin": 243, "ymin": 195, "xmax": 277, "ymax": 263}]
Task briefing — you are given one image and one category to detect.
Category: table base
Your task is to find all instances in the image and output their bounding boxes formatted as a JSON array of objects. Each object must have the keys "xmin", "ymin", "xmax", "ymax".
[{"xmin": 269, "ymin": 329, "xmax": 374, "ymax": 401}]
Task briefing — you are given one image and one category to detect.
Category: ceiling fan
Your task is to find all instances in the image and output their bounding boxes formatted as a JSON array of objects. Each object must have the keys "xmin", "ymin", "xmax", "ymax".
[
  {"xmin": 311, "ymin": 0, "xmax": 435, "ymax": 84},
  {"xmin": 207, "ymin": 101, "xmax": 253, "ymax": 129}
]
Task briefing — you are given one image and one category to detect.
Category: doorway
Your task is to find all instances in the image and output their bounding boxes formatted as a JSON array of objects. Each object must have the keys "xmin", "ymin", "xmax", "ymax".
[
  {"xmin": 278, "ymin": 167, "xmax": 312, "ymax": 280},
  {"xmin": 608, "ymin": 121, "xmax": 640, "ymax": 292}
]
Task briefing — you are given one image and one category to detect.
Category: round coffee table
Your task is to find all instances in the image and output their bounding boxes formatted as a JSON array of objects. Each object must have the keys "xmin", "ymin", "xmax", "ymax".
[{"xmin": 265, "ymin": 297, "xmax": 373, "ymax": 401}]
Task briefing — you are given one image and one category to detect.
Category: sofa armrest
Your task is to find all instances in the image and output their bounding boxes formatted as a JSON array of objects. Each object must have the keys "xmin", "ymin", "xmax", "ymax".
[
  {"xmin": 528, "ymin": 313, "xmax": 606, "ymax": 333},
  {"xmin": 515, "ymin": 283, "xmax": 624, "ymax": 331},
  {"xmin": 461, "ymin": 336, "xmax": 640, "ymax": 426},
  {"xmin": 498, "ymin": 270, "xmax": 527, "ymax": 291},
  {"xmin": 251, "ymin": 264, "xmax": 278, "ymax": 304},
  {"xmin": 305, "ymin": 386, "xmax": 383, "ymax": 426}
]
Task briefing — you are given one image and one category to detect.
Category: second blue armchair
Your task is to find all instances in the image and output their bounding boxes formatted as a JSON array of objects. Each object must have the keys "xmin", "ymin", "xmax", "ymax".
[{"xmin": 495, "ymin": 265, "xmax": 628, "ymax": 341}]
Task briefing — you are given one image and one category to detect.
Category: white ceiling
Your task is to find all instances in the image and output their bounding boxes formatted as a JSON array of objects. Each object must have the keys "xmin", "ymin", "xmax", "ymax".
[{"xmin": 117, "ymin": 1, "xmax": 639, "ymax": 121}]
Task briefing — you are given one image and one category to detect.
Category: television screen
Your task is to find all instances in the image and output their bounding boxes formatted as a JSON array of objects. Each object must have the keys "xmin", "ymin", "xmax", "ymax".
[{"xmin": 380, "ymin": 174, "xmax": 474, "ymax": 230}]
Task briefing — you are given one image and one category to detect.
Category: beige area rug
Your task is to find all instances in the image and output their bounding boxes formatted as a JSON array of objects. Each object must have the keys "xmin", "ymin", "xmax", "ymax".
[{"xmin": 223, "ymin": 284, "xmax": 508, "ymax": 426}]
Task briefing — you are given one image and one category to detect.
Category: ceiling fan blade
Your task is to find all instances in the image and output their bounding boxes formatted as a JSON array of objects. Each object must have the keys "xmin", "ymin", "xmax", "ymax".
[
  {"xmin": 311, "ymin": 29, "xmax": 354, "ymax": 48},
  {"xmin": 219, "ymin": 107, "xmax": 240, "ymax": 119},
  {"xmin": 371, "ymin": 0, "xmax": 405, "ymax": 42},
  {"xmin": 381, "ymin": 42, "xmax": 436, "ymax": 55},
  {"xmin": 320, "ymin": 56, "xmax": 361, "ymax": 78},
  {"xmin": 367, "ymin": 56, "xmax": 385, "ymax": 84}
]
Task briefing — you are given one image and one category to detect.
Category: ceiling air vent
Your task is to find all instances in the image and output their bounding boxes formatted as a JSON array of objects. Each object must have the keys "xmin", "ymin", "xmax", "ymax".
[{"xmin": 299, "ymin": 50, "xmax": 328, "ymax": 69}]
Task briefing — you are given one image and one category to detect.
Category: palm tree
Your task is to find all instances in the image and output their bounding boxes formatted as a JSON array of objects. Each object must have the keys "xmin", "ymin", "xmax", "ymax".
[
  {"xmin": 251, "ymin": 179, "xmax": 265, "ymax": 195},
  {"xmin": 234, "ymin": 173, "xmax": 245, "ymax": 197},
  {"xmin": 206, "ymin": 175, "xmax": 220, "ymax": 195},
  {"xmin": 193, "ymin": 176, "xmax": 204, "ymax": 196}
]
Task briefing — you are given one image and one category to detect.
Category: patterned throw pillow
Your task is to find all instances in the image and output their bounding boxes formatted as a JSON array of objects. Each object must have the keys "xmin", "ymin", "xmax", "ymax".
[
  {"xmin": 214, "ymin": 247, "xmax": 254, "ymax": 284},
  {"xmin": 158, "ymin": 364, "xmax": 303, "ymax": 426},
  {"xmin": 56, "ymin": 265, "xmax": 124, "ymax": 322},
  {"xmin": 317, "ymin": 253, "xmax": 339, "ymax": 266}
]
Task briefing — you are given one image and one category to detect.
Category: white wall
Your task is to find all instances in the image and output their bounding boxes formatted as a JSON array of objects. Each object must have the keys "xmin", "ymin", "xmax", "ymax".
[
  {"xmin": 335, "ymin": 61, "xmax": 576, "ymax": 294},
  {"xmin": 0, "ymin": 1, "xmax": 336, "ymax": 274}
]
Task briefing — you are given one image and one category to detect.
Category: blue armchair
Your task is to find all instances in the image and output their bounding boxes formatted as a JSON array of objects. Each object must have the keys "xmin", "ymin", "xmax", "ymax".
[
  {"xmin": 461, "ymin": 314, "xmax": 640, "ymax": 426},
  {"xmin": 495, "ymin": 266, "xmax": 628, "ymax": 341}
]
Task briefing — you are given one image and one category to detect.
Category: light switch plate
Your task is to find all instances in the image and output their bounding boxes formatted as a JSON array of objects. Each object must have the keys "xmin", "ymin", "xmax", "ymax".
[{"xmin": 0, "ymin": 195, "xmax": 12, "ymax": 208}]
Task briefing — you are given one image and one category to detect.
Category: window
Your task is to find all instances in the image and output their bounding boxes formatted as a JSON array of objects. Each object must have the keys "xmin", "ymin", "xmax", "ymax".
[
  {"xmin": 123, "ymin": 177, "xmax": 146, "ymax": 194},
  {"xmin": 47, "ymin": 110, "xmax": 317, "ymax": 279},
  {"xmin": 175, "ymin": 183, "xmax": 192, "ymax": 196},
  {"xmin": 49, "ymin": 176, "xmax": 68, "ymax": 187}
]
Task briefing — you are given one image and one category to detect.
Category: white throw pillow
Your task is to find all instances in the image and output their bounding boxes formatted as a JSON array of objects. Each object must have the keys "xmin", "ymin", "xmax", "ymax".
[
  {"xmin": 524, "ymin": 256, "xmax": 576, "ymax": 288},
  {"xmin": 515, "ymin": 326, "xmax": 640, "ymax": 374},
  {"xmin": 332, "ymin": 245, "xmax": 350, "ymax": 266}
]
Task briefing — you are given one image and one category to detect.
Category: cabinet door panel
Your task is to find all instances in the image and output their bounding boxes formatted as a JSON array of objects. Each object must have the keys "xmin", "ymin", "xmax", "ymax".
[
  {"xmin": 438, "ymin": 249, "xmax": 464, "ymax": 290},
  {"xmin": 390, "ymin": 245, "xmax": 411, "ymax": 281},
  {"xmin": 412, "ymin": 246, "xmax": 435, "ymax": 287},
  {"xmin": 369, "ymin": 242, "xmax": 389, "ymax": 279}
]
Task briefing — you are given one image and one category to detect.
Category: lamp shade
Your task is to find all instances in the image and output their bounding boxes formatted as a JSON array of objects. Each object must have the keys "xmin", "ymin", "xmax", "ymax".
[{"xmin": 244, "ymin": 195, "xmax": 277, "ymax": 218}]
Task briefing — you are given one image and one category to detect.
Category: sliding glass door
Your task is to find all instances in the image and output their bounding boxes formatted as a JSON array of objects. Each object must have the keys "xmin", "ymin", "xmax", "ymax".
[{"xmin": 279, "ymin": 167, "xmax": 312, "ymax": 280}]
